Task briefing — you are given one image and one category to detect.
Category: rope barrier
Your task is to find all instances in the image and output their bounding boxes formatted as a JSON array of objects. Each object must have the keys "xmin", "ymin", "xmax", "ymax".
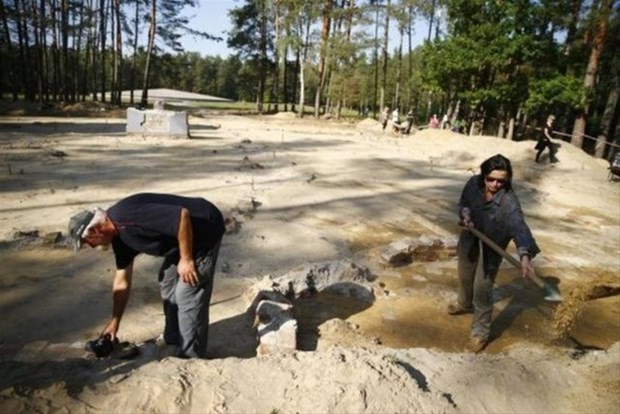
[{"xmin": 525, "ymin": 125, "xmax": 620, "ymax": 151}]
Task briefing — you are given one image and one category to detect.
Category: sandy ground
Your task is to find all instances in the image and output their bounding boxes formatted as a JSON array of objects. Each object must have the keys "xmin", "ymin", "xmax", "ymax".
[{"xmin": 0, "ymin": 112, "xmax": 619, "ymax": 413}]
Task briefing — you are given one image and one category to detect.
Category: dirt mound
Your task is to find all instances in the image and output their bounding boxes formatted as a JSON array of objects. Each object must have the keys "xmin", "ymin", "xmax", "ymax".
[
  {"xmin": 357, "ymin": 118, "xmax": 380, "ymax": 127},
  {"xmin": 270, "ymin": 111, "xmax": 297, "ymax": 120},
  {"xmin": 2, "ymin": 343, "xmax": 618, "ymax": 413}
]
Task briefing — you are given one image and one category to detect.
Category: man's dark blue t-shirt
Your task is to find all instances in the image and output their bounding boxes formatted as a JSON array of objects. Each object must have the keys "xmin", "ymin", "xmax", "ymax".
[{"xmin": 107, "ymin": 193, "xmax": 225, "ymax": 269}]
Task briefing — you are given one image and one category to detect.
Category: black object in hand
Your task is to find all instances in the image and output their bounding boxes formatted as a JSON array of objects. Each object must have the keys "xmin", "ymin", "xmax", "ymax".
[{"xmin": 85, "ymin": 334, "xmax": 118, "ymax": 358}]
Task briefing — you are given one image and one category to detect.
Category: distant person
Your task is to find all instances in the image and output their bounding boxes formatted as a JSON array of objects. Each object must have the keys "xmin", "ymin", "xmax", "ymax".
[
  {"xmin": 381, "ymin": 106, "xmax": 390, "ymax": 131},
  {"xmin": 391, "ymin": 106, "xmax": 401, "ymax": 133},
  {"xmin": 451, "ymin": 119, "xmax": 463, "ymax": 134},
  {"xmin": 448, "ymin": 154, "xmax": 540, "ymax": 353},
  {"xmin": 69, "ymin": 193, "xmax": 225, "ymax": 359},
  {"xmin": 429, "ymin": 114, "xmax": 439, "ymax": 129},
  {"xmin": 405, "ymin": 109, "xmax": 415, "ymax": 134},
  {"xmin": 535, "ymin": 115, "xmax": 559, "ymax": 164},
  {"xmin": 441, "ymin": 113, "xmax": 449, "ymax": 129}
]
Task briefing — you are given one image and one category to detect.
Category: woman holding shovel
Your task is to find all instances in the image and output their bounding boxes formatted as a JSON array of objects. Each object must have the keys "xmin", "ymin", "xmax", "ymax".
[{"xmin": 448, "ymin": 154, "xmax": 540, "ymax": 353}]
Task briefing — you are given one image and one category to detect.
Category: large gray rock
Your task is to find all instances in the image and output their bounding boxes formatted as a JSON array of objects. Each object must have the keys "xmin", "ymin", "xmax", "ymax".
[{"xmin": 272, "ymin": 260, "xmax": 378, "ymax": 303}]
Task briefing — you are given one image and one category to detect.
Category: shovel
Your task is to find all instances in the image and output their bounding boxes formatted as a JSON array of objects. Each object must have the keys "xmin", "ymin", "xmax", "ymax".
[{"xmin": 463, "ymin": 226, "xmax": 563, "ymax": 302}]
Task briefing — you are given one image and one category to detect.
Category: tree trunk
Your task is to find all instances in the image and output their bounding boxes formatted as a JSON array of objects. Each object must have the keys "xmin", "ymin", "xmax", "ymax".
[
  {"xmin": 372, "ymin": 3, "xmax": 379, "ymax": 118},
  {"xmin": 379, "ymin": 0, "xmax": 390, "ymax": 114},
  {"xmin": 75, "ymin": 0, "xmax": 86, "ymax": 101},
  {"xmin": 427, "ymin": 0, "xmax": 436, "ymax": 42},
  {"xmin": 99, "ymin": 0, "xmax": 108, "ymax": 103},
  {"xmin": 272, "ymin": 0, "xmax": 280, "ymax": 113},
  {"xmin": 61, "ymin": 0, "xmax": 71, "ymax": 102},
  {"xmin": 336, "ymin": 0, "xmax": 354, "ymax": 120},
  {"xmin": 90, "ymin": 0, "xmax": 99, "ymax": 101},
  {"xmin": 292, "ymin": 46, "xmax": 299, "ymax": 113},
  {"xmin": 314, "ymin": 0, "xmax": 332, "ymax": 118},
  {"xmin": 82, "ymin": 0, "xmax": 94, "ymax": 102},
  {"xmin": 112, "ymin": 0, "xmax": 122, "ymax": 106},
  {"xmin": 324, "ymin": 2, "xmax": 344, "ymax": 115},
  {"xmin": 595, "ymin": 81, "xmax": 619, "ymax": 158},
  {"xmin": 141, "ymin": 0, "xmax": 157, "ymax": 107},
  {"xmin": 562, "ymin": 0, "xmax": 584, "ymax": 73},
  {"xmin": 50, "ymin": 0, "xmax": 60, "ymax": 101},
  {"xmin": 407, "ymin": 5, "xmax": 413, "ymax": 110},
  {"xmin": 507, "ymin": 116, "xmax": 515, "ymax": 141},
  {"xmin": 130, "ymin": 0, "xmax": 140, "ymax": 105},
  {"xmin": 256, "ymin": 0, "xmax": 268, "ymax": 113},
  {"xmin": 283, "ymin": 45, "xmax": 289, "ymax": 112},
  {"xmin": 571, "ymin": 0, "xmax": 612, "ymax": 149},
  {"xmin": 609, "ymin": 113, "xmax": 620, "ymax": 161},
  {"xmin": 29, "ymin": 0, "xmax": 43, "ymax": 104},
  {"xmin": 40, "ymin": 0, "xmax": 49, "ymax": 102},
  {"xmin": 0, "ymin": 0, "xmax": 19, "ymax": 100},
  {"xmin": 16, "ymin": 0, "xmax": 35, "ymax": 100},
  {"xmin": 394, "ymin": 22, "xmax": 403, "ymax": 109},
  {"xmin": 298, "ymin": 16, "xmax": 311, "ymax": 118}
]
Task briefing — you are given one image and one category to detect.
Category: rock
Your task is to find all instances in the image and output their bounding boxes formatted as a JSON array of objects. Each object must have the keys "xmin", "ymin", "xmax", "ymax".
[
  {"xmin": 246, "ymin": 289, "xmax": 297, "ymax": 356},
  {"xmin": 381, "ymin": 237, "xmax": 417, "ymax": 266},
  {"xmin": 272, "ymin": 260, "xmax": 377, "ymax": 302},
  {"xmin": 381, "ymin": 235, "xmax": 458, "ymax": 266},
  {"xmin": 224, "ymin": 215, "xmax": 240, "ymax": 233},
  {"xmin": 42, "ymin": 231, "xmax": 62, "ymax": 246}
]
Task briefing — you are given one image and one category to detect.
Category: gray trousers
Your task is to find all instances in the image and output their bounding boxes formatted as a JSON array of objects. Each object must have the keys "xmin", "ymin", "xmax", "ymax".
[
  {"xmin": 457, "ymin": 239, "xmax": 497, "ymax": 340},
  {"xmin": 158, "ymin": 240, "xmax": 221, "ymax": 358}
]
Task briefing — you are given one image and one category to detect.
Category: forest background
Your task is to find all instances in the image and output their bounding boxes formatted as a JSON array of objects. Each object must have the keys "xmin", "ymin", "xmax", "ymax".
[{"xmin": 0, "ymin": 0, "xmax": 619, "ymax": 159}]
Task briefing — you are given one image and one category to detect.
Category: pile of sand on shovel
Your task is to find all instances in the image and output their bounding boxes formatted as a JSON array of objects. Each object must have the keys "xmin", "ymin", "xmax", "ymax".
[{"xmin": 552, "ymin": 274, "xmax": 620, "ymax": 338}]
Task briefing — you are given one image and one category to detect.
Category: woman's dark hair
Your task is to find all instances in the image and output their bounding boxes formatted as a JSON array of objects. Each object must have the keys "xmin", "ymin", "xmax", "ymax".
[{"xmin": 478, "ymin": 154, "xmax": 513, "ymax": 190}]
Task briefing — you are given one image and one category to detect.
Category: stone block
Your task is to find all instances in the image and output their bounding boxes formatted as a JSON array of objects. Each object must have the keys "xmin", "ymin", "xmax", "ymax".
[
  {"xmin": 126, "ymin": 107, "xmax": 188, "ymax": 137},
  {"xmin": 246, "ymin": 289, "xmax": 297, "ymax": 356}
]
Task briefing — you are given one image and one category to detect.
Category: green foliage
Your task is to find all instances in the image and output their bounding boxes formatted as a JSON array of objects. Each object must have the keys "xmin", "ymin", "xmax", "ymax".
[
  {"xmin": 525, "ymin": 75, "xmax": 584, "ymax": 114},
  {"xmin": 0, "ymin": 0, "xmax": 617, "ymax": 147}
]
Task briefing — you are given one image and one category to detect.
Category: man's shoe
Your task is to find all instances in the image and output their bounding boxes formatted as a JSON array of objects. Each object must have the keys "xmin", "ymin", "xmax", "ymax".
[
  {"xmin": 447, "ymin": 302, "xmax": 473, "ymax": 315},
  {"xmin": 468, "ymin": 336, "xmax": 488, "ymax": 353}
]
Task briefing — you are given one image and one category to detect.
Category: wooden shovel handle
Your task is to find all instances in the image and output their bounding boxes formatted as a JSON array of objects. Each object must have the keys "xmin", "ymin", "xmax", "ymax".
[{"xmin": 463, "ymin": 226, "xmax": 546, "ymax": 289}]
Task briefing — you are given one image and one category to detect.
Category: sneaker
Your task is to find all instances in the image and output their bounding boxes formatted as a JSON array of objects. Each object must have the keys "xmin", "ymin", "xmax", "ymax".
[
  {"xmin": 447, "ymin": 302, "xmax": 473, "ymax": 315},
  {"xmin": 468, "ymin": 336, "xmax": 488, "ymax": 353}
]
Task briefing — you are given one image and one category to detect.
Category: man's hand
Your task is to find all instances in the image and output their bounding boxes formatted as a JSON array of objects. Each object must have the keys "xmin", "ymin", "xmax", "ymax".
[
  {"xmin": 460, "ymin": 207, "xmax": 473, "ymax": 228},
  {"xmin": 520, "ymin": 255, "xmax": 531, "ymax": 278},
  {"xmin": 101, "ymin": 319, "xmax": 119, "ymax": 341},
  {"xmin": 178, "ymin": 257, "xmax": 199, "ymax": 286}
]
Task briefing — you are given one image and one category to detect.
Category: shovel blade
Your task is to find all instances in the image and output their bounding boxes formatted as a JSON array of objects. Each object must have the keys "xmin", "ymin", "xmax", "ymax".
[{"xmin": 543, "ymin": 285, "xmax": 563, "ymax": 302}]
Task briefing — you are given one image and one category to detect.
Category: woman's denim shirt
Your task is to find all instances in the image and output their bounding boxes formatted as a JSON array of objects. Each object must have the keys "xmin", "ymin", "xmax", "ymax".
[{"xmin": 458, "ymin": 175, "xmax": 540, "ymax": 273}]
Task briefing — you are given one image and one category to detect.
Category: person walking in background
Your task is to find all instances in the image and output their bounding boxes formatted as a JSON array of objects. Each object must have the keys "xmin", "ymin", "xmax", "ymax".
[
  {"xmin": 441, "ymin": 114, "xmax": 450, "ymax": 129},
  {"xmin": 535, "ymin": 115, "xmax": 559, "ymax": 164},
  {"xmin": 447, "ymin": 154, "xmax": 540, "ymax": 353},
  {"xmin": 381, "ymin": 106, "xmax": 390, "ymax": 131},
  {"xmin": 69, "ymin": 193, "xmax": 226, "ymax": 359},
  {"xmin": 405, "ymin": 109, "xmax": 415, "ymax": 134},
  {"xmin": 391, "ymin": 106, "xmax": 401, "ymax": 133}
]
